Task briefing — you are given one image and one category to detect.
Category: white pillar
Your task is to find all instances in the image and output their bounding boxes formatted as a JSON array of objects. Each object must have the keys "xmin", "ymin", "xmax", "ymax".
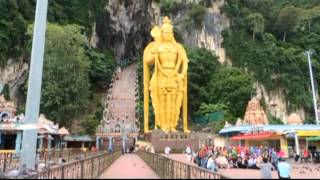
[
  {"xmin": 20, "ymin": 0, "xmax": 48, "ymax": 169},
  {"xmin": 96, "ymin": 136, "xmax": 100, "ymax": 150},
  {"xmin": 306, "ymin": 50, "xmax": 319, "ymax": 125},
  {"xmin": 295, "ymin": 133, "xmax": 300, "ymax": 160},
  {"xmin": 15, "ymin": 132, "xmax": 22, "ymax": 154}
]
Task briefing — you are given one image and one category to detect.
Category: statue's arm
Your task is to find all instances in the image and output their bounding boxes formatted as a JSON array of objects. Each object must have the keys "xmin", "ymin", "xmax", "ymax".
[
  {"xmin": 142, "ymin": 43, "xmax": 155, "ymax": 133},
  {"xmin": 177, "ymin": 44, "xmax": 189, "ymax": 75},
  {"xmin": 143, "ymin": 43, "xmax": 156, "ymax": 66}
]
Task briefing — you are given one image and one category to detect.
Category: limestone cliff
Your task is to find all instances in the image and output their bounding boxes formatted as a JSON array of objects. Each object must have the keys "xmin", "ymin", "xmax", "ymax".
[
  {"xmin": 0, "ymin": 59, "xmax": 28, "ymax": 106},
  {"xmin": 90, "ymin": 0, "xmax": 305, "ymax": 123}
]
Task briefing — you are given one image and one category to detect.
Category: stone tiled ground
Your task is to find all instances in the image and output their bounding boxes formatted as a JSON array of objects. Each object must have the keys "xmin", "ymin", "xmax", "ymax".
[
  {"xmin": 165, "ymin": 154, "xmax": 320, "ymax": 179},
  {"xmin": 99, "ymin": 154, "xmax": 159, "ymax": 179}
]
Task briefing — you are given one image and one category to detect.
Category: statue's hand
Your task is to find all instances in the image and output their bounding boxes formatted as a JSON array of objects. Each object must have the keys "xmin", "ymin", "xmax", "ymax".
[{"xmin": 177, "ymin": 74, "xmax": 184, "ymax": 80}]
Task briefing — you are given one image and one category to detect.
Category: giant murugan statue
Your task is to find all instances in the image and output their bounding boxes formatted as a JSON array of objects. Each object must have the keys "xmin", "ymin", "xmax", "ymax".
[{"xmin": 143, "ymin": 17, "xmax": 189, "ymax": 133}]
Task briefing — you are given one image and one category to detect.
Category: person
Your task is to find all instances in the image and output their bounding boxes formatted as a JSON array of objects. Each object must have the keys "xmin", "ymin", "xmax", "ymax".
[
  {"xmin": 108, "ymin": 145, "xmax": 113, "ymax": 153},
  {"xmin": 248, "ymin": 155, "xmax": 258, "ymax": 169},
  {"xmin": 165, "ymin": 146, "xmax": 171, "ymax": 156},
  {"xmin": 194, "ymin": 153, "xmax": 201, "ymax": 167},
  {"xmin": 186, "ymin": 146, "xmax": 192, "ymax": 162},
  {"xmin": 271, "ymin": 149, "xmax": 279, "ymax": 170},
  {"xmin": 257, "ymin": 157, "xmax": 273, "ymax": 179},
  {"xmin": 207, "ymin": 155, "xmax": 218, "ymax": 172},
  {"xmin": 302, "ymin": 149, "xmax": 310, "ymax": 163},
  {"xmin": 58, "ymin": 155, "xmax": 66, "ymax": 164},
  {"xmin": 91, "ymin": 145, "xmax": 97, "ymax": 152},
  {"xmin": 277, "ymin": 158, "xmax": 291, "ymax": 179}
]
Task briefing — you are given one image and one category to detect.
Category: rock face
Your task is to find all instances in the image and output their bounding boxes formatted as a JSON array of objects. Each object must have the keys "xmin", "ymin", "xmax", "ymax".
[
  {"xmin": 243, "ymin": 98, "xmax": 269, "ymax": 125},
  {"xmin": 95, "ymin": 0, "xmax": 155, "ymax": 60},
  {"xmin": 181, "ymin": 0, "xmax": 230, "ymax": 64},
  {"xmin": 93, "ymin": 0, "xmax": 230, "ymax": 63},
  {"xmin": 254, "ymin": 82, "xmax": 306, "ymax": 124},
  {"xmin": 0, "ymin": 60, "xmax": 28, "ymax": 104}
]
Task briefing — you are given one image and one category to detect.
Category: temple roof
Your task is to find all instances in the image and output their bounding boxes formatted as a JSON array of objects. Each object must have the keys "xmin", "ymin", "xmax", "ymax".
[
  {"xmin": 287, "ymin": 113, "xmax": 303, "ymax": 125},
  {"xmin": 243, "ymin": 98, "xmax": 269, "ymax": 125},
  {"xmin": 64, "ymin": 135, "xmax": 94, "ymax": 142},
  {"xmin": 219, "ymin": 124, "xmax": 320, "ymax": 135},
  {"xmin": 0, "ymin": 114, "xmax": 70, "ymax": 136}
]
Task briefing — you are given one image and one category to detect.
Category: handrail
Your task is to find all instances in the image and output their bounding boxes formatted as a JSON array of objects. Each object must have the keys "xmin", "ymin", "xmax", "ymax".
[
  {"xmin": 0, "ymin": 149, "xmax": 108, "ymax": 173},
  {"xmin": 27, "ymin": 150, "xmax": 121, "ymax": 179},
  {"xmin": 137, "ymin": 150, "xmax": 230, "ymax": 179}
]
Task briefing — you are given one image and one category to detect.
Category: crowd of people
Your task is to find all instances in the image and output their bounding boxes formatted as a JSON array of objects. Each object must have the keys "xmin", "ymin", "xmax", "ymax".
[{"xmin": 188, "ymin": 145, "xmax": 291, "ymax": 179}]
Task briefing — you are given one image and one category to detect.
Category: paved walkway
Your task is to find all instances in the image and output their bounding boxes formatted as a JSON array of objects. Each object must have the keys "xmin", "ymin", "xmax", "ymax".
[
  {"xmin": 98, "ymin": 154, "xmax": 159, "ymax": 179},
  {"xmin": 165, "ymin": 154, "xmax": 320, "ymax": 179}
]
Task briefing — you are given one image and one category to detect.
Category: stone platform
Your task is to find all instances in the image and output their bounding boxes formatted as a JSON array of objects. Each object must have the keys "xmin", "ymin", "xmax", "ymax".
[{"xmin": 144, "ymin": 129, "xmax": 199, "ymax": 153}]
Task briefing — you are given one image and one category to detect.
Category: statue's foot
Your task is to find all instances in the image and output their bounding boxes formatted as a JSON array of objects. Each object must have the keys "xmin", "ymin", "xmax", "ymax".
[
  {"xmin": 170, "ymin": 128, "xmax": 178, "ymax": 133},
  {"xmin": 184, "ymin": 129, "xmax": 190, "ymax": 133}
]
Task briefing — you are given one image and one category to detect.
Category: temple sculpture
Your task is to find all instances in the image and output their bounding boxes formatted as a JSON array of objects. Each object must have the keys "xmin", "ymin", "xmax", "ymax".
[
  {"xmin": 143, "ymin": 17, "xmax": 189, "ymax": 133},
  {"xmin": 243, "ymin": 98, "xmax": 269, "ymax": 125}
]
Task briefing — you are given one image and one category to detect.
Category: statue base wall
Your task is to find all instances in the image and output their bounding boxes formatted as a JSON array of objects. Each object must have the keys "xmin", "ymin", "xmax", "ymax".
[{"xmin": 144, "ymin": 129, "xmax": 199, "ymax": 153}]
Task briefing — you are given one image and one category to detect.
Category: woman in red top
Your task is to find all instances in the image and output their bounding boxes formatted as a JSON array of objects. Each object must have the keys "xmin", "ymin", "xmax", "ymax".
[{"xmin": 303, "ymin": 149, "xmax": 309, "ymax": 163}]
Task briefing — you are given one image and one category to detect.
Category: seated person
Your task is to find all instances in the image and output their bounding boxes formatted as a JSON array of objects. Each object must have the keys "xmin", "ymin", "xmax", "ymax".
[
  {"xmin": 236, "ymin": 156, "xmax": 247, "ymax": 169},
  {"xmin": 302, "ymin": 149, "xmax": 310, "ymax": 163},
  {"xmin": 216, "ymin": 155, "xmax": 230, "ymax": 169},
  {"xmin": 248, "ymin": 155, "xmax": 258, "ymax": 169},
  {"xmin": 207, "ymin": 156, "xmax": 218, "ymax": 172}
]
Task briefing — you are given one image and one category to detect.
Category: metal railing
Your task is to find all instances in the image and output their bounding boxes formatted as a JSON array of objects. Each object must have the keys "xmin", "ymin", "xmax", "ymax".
[
  {"xmin": 137, "ymin": 151, "xmax": 229, "ymax": 179},
  {"xmin": 0, "ymin": 149, "xmax": 107, "ymax": 173},
  {"xmin": 29, "ymin": 150, "xmax": 121, "ymax": 179}
]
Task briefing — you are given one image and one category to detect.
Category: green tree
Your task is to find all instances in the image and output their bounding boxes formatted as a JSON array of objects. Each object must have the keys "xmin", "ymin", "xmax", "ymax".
[
  {"xmin": 197, "ymin": 103, "xmax": 229, "ymax": 116},
  {"xmin": 87, "ymin": 49, "xmax": 116, "ymax": 90},
  {"xmin": 208, "ymin": 67, "xmax": 254, "ymax": 118},
  {"xmin": 276, "ymin": 6, "xmax": 301, "ymax": 42},
  {"xmin": 187, "ymin": 47, "xmax": 219, "ymax": 117},
  {"xmin": 28, "ymin": 24, "xmax": 91, "ymax": 127},
  {"xmin": 2, "ymin": 84, "xmax": 10, "ymax": 101},
  {"xmin": 246, "ymin": 13, "xmax": 265, "ymax": 40},
  {"xmin": 188, "ymin": 4, "xmax": 206, "ymax": 28},
  {"xmin": 0, "ymin": 0, "xmax": 28, "ymax": 67}
]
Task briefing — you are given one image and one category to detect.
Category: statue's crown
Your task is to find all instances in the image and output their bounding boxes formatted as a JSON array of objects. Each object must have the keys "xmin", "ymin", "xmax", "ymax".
[
  {"xmin": 163, "ymin": 16, "xmax": 172, "ymax": 25},
  {"xmin": 162, "ymin": 16, "xmax": 173, "ymax": 32}
]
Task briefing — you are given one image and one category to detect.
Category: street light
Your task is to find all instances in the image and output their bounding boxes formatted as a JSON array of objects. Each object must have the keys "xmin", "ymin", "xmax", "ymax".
[{"xmin": 305, "ymin": 49, "xmax": 319, "ymax": 125}]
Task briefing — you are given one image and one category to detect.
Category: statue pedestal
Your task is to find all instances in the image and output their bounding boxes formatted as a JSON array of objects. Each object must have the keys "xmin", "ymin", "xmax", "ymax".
[{"xmin": 144, "ymin": 129, "xmax": 199, "ymax": 153}]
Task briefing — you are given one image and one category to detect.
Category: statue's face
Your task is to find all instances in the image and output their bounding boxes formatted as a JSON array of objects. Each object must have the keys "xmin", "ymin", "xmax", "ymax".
[{"xmin": 162, "ymin": 28, "xmax": 174, "ymax": 42}]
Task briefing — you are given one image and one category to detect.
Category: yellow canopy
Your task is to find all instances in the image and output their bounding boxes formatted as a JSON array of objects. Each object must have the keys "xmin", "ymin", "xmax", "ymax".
[{"xmin": 296, "ymin": 130, "xmax": 320, "ymax": 137}]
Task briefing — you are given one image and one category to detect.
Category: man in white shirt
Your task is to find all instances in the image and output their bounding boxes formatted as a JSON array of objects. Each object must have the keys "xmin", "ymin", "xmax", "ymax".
[
  {"xmin": 186, "ymin": 146, "xmax": 192, "ymax": 162},
  {"xmin": 277, "ymin": 158, "xmax": 291, "ymax": 179},
  {"xmin": 165, "ymin": 146, "xmax": 171, "ymax": 156},
  {"xmin": 207, "ymin": 156, "xmax": 218, "ymax": 172}
]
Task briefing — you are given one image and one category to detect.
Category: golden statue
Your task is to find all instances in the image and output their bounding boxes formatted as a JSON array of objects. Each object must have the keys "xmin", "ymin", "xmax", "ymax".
[{"xmin": 143, "ymin": 17, "xmax": 189, "ymax": 133}]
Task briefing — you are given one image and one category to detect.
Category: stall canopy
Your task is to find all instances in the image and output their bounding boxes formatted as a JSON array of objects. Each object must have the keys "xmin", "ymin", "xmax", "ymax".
[
  {"xmin": 306, "ymin": 136, "xmax": 320, "ymax": 141},
  {"xmin": 231, "ymin": 132, "xmax": 275, "ymax": 140},
  {"xmin": 296, "ymin": 130, "xmax": 320, "ymax": 137}
]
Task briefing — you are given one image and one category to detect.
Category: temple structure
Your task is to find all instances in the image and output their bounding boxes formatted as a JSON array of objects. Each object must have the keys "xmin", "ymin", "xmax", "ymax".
[
  {"xmin": 243, "ymin": 98, "xmax": 269, "ymax": 125},
  {"xmin": 0, "ymin": 95, "xmax": 69, "ymax": 154},
  {"xmin": 287, "ymin": 113, "xmax": 303, "ymax": 125},
  {"xmin": 0, "ymin": 95, "xmax": 17, "ymax": 121}
]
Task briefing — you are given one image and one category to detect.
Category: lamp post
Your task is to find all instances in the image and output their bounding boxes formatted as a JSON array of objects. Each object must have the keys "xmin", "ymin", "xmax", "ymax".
[
  {"xmin": 20, "ymin": 0, "xmax": 48, "ymax": 169},
  {"xmin": 305, "ymin": 49, "xmax": 319, "ymax": 125}
]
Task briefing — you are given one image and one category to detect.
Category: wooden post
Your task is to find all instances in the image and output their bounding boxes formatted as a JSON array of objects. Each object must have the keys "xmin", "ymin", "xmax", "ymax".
[
  {"xmin": 80, "ymin": 160, "xmax": 84, "ymax": 179},
  {"xmin": 61, "ymin": 166, "xmax": 65, "ymax": 179},
  {"xmin": 187, "ymin": 165, "xmax": 191, "ymax": 179},
  {"xmin": 91, "ymin": 158, "xmax": 94, "ymax": 178}
]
